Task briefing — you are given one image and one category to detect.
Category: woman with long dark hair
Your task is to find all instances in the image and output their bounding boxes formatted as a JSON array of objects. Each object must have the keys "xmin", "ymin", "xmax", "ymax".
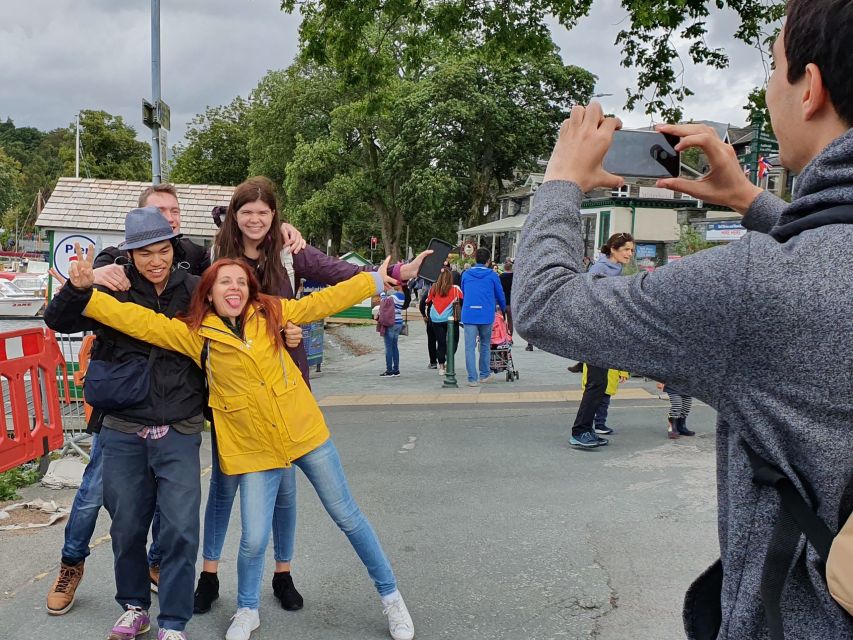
[{"xmin": 61, "ymin": 248, "xmax": 415, "ymax": 640}]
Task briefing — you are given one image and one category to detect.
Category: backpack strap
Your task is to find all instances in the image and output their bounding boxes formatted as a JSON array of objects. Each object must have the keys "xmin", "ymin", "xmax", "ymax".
[
  {"xmin": 742, "ymin": 439, "xmax": 834, "ymax": 640},
  {"xmin": 280, "ymin": 247, "xmax": 296, "ymax": 295}
]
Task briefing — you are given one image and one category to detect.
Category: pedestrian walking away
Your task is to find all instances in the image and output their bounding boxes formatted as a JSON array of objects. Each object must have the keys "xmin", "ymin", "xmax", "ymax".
[
  {"xmin": 567, "ymin": 233, "xmax": 634, "ymax": 448},
  {"xmin": 419, "ymin": 292, "xmax": 438, "ymax": 369},
  {"xmin": 499, "ymin": 260, "xmax": 514, "ymax": 335},
  {"xmin": 460, "ymin": 248, "xmax": 506, "ymax": 386},
  {"xmin": 515, "ymin": 4, "xmax": 853, "ymax": 635},
  {"xmin": 426, "ymin": 269, "xmax": 463, "ymax": 376},
  {"xmin": 62, "ymin": 247, "xmax": 415, "ymax": 640}
]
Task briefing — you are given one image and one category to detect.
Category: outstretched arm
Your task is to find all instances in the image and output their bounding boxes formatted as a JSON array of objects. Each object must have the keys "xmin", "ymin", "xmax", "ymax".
[
  {"xmin": 82, "ymin": 290, "xmax": 204, "ymax": 364},
  {"xmin": 282, "ymin": 271, "xmax": 384, "ymax": 327},
  {"xmin": 58, "ymin": 243, "xmax": 203, "ymax": 363}
]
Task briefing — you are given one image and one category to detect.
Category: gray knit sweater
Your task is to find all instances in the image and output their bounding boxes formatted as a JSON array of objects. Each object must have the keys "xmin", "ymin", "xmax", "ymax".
[{"xmin": 514, "ymin": 129, "xmax": 853, "ymax": 639}]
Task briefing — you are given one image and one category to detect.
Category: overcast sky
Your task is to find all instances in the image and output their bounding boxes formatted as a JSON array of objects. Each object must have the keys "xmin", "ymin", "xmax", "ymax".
[{"xmin": 2, "ymin": 0, "xmax": 779, "ymax": 146}]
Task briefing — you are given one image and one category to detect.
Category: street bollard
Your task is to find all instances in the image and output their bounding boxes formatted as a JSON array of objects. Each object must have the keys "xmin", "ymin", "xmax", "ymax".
[{"xmin": 442, "ymin": 321, "xmax": 459, "ymax": 388}]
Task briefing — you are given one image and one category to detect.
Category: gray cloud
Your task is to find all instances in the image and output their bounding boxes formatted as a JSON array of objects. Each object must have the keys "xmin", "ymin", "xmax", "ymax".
[
  {"xmin": 549, "ymin": 0, "xmax": 779, "ymax": 128},
  {"xmin": 2, "ymin": 0, "xmax": 778, "ymax": 148},
  {"xmin": 1, "ymin": 0, "xmax": 300, "ymax": 143}
]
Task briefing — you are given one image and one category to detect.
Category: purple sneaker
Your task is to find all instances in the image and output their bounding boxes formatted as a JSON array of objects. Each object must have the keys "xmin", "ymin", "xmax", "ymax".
[
  {"xmin": 107, "ymin": 606, "xmax": 150, "ymax": 639},
  {"xmin": 158, "ymin": 631, "xmax": 187, "ymax": 640}
]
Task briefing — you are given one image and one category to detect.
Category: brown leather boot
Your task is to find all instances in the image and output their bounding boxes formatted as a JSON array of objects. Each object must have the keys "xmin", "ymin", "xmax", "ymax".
[
  {"xmin": 149, "ymin": 564, "xmax": 160, "ymax": 593},
  {"xmin": 46, "ymin": 561, "xmax": 85, "ymax": 615}
]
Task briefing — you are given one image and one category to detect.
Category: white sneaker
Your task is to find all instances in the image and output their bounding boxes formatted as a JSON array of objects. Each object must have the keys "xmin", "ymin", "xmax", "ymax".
[
  {"xmin": 225, "ymin": 608, "xmax": 260, "ymax": 640},
  {"xmin": 480, "ymin": 373, "xmax": 496, "ymax": 384},
  {"xmin": 438, "ymin": 365, "xmax": 445, "ymax": 376},
  {"xmin": 382, "ymin": 594, "xmax": 414, "ymax": 640}
]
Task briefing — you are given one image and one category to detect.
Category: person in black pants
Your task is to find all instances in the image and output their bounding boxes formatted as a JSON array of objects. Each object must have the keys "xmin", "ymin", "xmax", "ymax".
[
  {"xmin": 419, "ymin": 293, "xmax": 438, "ymax": 369},
  {"xmin": 570, "ymin": 364, "xmax": 609, "ymax": 448}
]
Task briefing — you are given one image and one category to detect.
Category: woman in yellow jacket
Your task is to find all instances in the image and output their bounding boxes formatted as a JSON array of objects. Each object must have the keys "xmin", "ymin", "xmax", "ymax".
[
  {"xmin": 63, "ymin": 246, "xmax": 415, "ymax": 640},
  {"xmin": 581, "ymin": 365, "xmax": 629, "ymax": 437}
]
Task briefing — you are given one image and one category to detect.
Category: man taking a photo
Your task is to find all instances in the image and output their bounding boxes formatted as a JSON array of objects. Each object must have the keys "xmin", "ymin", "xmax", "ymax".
[{"xmin": 514, "ymin": 1, "xmax": 853, "ymax": 637}]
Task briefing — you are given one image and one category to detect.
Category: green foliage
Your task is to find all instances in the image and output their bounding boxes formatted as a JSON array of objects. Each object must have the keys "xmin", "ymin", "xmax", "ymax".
[
  {"xmin": 744, "ymin": 86, "xmax": 773, "ymax": 137},
  {"xmin": 673, "ymin": 223, "xmax": 714, "ymax": 256},
  {"xmin": 0, "ymin": 148, "xmax": 23, "ymax": 216},
  {"xmin": 250, "ymin": 37, "xmax": 593, "ymax": 258},
  {"xmin": 0, "ymin": 463, "xmax": 41, "ymax": 501},
  {"xmin": 0, "ymin": 120, "xmax": 69, "ymax": 233},
  {"xmin": 281, "ymin": 0, "xmax": 785, "ymax": 121},
  {"xmin": 170, "ymin": 97, "xmax": 250, "ymax": 186},
  {"xmin": 63, "ymin": 110, "xmax": 151, "ymax": 181}
]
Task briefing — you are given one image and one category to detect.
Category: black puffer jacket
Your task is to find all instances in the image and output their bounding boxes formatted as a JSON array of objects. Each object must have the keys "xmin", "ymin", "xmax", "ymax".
[
  {"xmin": 44, "ymin": 265, "xmax": 205, "ymax": 429},
  {"xmin": 95, "ymin": 237, "xmax": 209, "ymax": 275}
]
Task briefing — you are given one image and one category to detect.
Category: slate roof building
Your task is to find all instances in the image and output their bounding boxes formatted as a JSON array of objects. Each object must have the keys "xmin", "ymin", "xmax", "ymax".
[{"xmin": 36, "ymin": 178, "xmax": 234, "ymax": 280}]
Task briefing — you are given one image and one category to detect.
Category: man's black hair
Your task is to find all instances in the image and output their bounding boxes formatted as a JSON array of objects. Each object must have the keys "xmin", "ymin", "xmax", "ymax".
[
  {"xmin": 786, "ymin": 0, "xmax": 853, "ymax": 126},
  {"xmin": 475, "ymin": 247, "xmax": 490, "ymax": 265}
]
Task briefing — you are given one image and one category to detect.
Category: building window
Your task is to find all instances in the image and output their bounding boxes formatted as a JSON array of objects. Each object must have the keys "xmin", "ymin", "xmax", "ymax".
[
  {"xmin": 766, "ymin": 174, "xmax": 780, "ymax": 194},
  {"xmin": 598, "ymin": 211, "xmax": 611, "ymax": 249},
  {"xmin": 611, "ymin": 184, "xmax": 630, "ymax": 198}
]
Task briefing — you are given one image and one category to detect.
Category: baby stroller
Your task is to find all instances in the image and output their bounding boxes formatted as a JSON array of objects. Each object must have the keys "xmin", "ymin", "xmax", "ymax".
[{"xmin": 489, "ymin": 311, "xmax": 519, "ymax": 382}]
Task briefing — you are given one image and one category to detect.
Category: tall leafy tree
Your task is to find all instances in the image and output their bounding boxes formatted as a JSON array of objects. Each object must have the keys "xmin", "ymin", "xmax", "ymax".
[
  {"xmin": 61, "ymin": 110, "xmax": 151, "ymax": 181},
  {"xmin": 170, "ymin": 97, "xmax": 250, "ymax": 186},
  {"xmin": 0, "ymin": 148, "xmax": 23, "ymax": 216},
  {"xmin": 281, "ymin": 0, "xmax": 785, "ymax": 121}
]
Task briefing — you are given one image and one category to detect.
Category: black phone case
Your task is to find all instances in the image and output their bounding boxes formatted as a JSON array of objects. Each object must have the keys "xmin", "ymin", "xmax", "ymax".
[{"xmin": 418, "ymin": 239, "xmax": 454, "ymax": 282}]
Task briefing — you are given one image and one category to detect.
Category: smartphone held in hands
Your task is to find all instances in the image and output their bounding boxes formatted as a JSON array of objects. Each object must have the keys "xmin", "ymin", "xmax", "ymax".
[
  {"xmin": 417, "ymin": 238, "xmax": 454, "ymax": 283},
  {"xmin": 604, "ymin": 130, "xmax": 681, "ymax": 178}
]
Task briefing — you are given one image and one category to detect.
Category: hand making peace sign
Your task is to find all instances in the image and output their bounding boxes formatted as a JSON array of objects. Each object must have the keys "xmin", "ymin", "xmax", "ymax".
[{"xmin": 64, "ymin": 243, "xmax": 96, "ymax": 290}]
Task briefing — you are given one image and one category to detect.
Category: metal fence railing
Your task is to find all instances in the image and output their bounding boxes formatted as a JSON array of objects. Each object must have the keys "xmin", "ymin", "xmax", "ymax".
[{"xmin": 53, "ymin": 331, "xmax": 93, "ymax": 461}]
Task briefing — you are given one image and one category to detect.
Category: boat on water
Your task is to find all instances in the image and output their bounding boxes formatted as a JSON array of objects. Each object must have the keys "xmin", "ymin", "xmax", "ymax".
[
  {"xmin": 0, "ymin": 272, "xmax": 49, "ymax": 297},
  {"xmin": 0, "ymin": 280, "xmax": 45, "ymax": 317}
]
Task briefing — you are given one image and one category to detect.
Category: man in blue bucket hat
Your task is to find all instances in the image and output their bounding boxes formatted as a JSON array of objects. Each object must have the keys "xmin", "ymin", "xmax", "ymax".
[{"xmin": 45, "ymin": 206, "xmax": 205, "ymax": 640}]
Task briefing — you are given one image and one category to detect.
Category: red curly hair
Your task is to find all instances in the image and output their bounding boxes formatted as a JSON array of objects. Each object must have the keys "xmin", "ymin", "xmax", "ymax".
[{"xmin": 180, "ymin": 258, "xmax": 285, "ymax": 351}]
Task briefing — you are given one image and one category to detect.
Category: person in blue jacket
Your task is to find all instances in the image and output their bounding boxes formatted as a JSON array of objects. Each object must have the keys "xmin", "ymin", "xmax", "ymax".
[{"xmin": 460, "ymin": 248, "xmax": 506, "ymax": 386}]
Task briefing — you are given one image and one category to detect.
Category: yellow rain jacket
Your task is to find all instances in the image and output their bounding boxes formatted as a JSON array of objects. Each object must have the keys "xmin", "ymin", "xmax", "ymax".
[
  {"xmin": 582, "ymin": 364, "xmax": 630, "ymax": 396},
  {"xmin": 82, "ymin": 272, "xmax": 380, "ymax": 475}
]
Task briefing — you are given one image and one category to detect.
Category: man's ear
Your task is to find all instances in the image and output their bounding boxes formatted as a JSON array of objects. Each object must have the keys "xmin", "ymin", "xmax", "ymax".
[{"xmin": 802, "ymin": 63, "xmax": 831, "ymax": 121}]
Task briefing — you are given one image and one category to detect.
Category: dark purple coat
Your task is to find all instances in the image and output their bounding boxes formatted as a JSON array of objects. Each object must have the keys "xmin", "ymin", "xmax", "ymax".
[{"xmin": 278, "ymin": 245, "xmax": 402, "ymax": 387}]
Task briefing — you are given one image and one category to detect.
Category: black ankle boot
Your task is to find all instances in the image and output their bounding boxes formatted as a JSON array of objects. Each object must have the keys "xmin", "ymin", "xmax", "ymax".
[
  {"xmin": 676, "ymin": 417, "xmax": 695, "ymax": 436},
  {"xmin": 272, "ymin": 571, "xmax": 304, "ymax": 611},
  {"xmin": 193, "ymin": 571, "xmax": 219, "ymax": 614}
]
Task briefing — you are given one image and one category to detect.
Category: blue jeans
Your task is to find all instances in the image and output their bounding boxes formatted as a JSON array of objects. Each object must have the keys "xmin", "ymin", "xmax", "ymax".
[
  {"xmin": 61, "ymin": 433, "xmax": 104, "ymax": 564},
  {"xmin": 206, "ymin": 438, "xmax": 398, "ymax": 602},
  {"xmin": 235, "ymin": 468, "xmax": 283, "ymax": 609},
  {"xmin": 202, "ymin": 429, "xmax": 296, "ymax": 565},
  {"xmin": 291, "ymin": 440, "xmax": 397, "ymax": 596},
  {"xmin": 383, "ymin": 323, "xmax": 403, "ymax": 372},
  {"xmin": 594, "ymin": 395, "xmax": 611, "ymax": 429},
  {"xmin": 61, "ymin": 432, "xmax": 162, "ymax": 567},
  {"xmin": 464, "ymin": 323, "xmax": 494, "ymax": 383},
  {"xmin": 100, "ymin": 427, "xmax": 201, "ymax": 632}
]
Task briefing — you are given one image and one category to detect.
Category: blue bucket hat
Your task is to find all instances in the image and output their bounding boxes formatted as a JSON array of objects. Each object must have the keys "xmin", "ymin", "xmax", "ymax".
[{"xmin": 118, "ymin": 206, "xmax": 181, "ymax": 250}]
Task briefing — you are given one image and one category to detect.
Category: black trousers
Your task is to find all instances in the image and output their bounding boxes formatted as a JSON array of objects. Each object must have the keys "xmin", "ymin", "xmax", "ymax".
[
  {"xmin": 571, "ymin": 364, "xmax": 608, "ymax": 437},
  {"xmin": 432, "ymin": 321, "xmax": 459, "ymax": 365},
  {"xmin": 425, "ymin": 319, "xmax": 438, "ymax": 364}
]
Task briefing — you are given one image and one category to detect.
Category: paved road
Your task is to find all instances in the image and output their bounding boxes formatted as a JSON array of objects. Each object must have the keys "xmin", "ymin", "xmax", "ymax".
[{"xmin": 0, "ymin": 398, "xmax": 718, "ymax": 640}]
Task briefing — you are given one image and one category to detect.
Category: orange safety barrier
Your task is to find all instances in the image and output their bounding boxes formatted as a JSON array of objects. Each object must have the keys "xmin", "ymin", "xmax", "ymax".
[
  {"xmin": 73, "ymin": 335, "xmax": 96, "ymax": 424},
  {"xmin": 0, "ymin": 328, "xmax": 67, "ymax": 474}
]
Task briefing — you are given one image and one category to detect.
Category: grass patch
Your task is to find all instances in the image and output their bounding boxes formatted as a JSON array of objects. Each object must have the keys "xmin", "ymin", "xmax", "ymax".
[{"xmin": 0, "ymin": 463, "xmax": 41, "ymax": 501}]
